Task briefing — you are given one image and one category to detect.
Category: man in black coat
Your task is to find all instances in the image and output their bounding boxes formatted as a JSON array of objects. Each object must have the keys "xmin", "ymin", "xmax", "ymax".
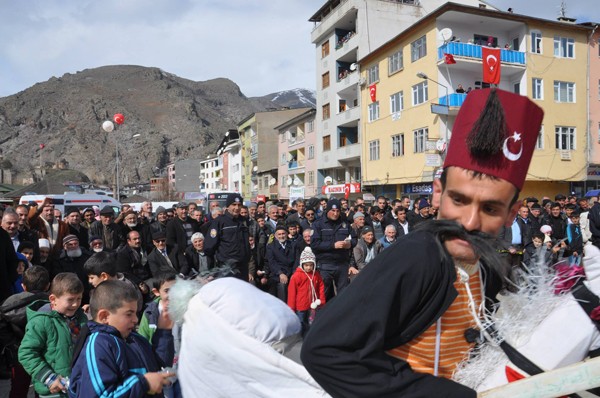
[
  {"xmin": 166, "ymin": 202, "xmax": 200, "ymax": 267},
  {"xmin": 265, "ymin": 225, "xmax": 296, "ymax": 302},
  {"xmin": 147, "ymin": 231, "xmax": 179, "ymax": 278},
  {"xmin": 203, "ymin": 193, "xmax": 250, "ymax": 281},
  {"xmin": 301, "ymin": 88, "xmax": 544, "ymax": 397},
  {"xmin": 116, "ymin": 230, "xmax": 151, "ymax": 284},
  {"xmin": 89, "ymin": 206, "xmax": 125, "ymax": 252},
  {"xmin": 0, "ymin": 227, "xmax": 18, "ymax": 303}
]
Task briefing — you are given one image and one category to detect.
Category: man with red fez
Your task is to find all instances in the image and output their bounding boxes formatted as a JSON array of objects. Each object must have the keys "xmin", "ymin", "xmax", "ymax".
[{"xmin": 301, "ymin": 89, "xmax": 544, "ymax": 397}]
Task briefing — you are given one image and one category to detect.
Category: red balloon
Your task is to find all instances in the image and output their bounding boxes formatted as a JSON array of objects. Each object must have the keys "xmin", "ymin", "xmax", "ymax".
[
  {"xmin": 39, "ymin": 144, "xmax": 45, "ymax": 149},
  {"xmin": 113, "ymin": 113, "xmax": 125, "ymax": 125}
]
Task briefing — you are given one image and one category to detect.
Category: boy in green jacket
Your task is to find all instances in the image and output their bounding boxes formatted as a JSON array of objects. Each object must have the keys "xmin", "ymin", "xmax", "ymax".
[{"xmin": 18, "ymin": 272, "xmax": 87, "ymax": 397}]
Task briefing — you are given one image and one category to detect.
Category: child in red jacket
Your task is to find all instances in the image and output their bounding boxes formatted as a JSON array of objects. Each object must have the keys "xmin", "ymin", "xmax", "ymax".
[{"xmin": 287, "ymin": 247, "xmax": 326, "ymax": 336}]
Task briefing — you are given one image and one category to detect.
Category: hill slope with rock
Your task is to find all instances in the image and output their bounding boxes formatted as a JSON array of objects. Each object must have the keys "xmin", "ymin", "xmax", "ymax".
[{"xmin": 0, "ymin": 65, "xmax": 315, "ymax": 186}]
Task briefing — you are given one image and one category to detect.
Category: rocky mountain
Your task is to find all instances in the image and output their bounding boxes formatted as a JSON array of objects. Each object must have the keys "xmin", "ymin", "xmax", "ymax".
[{"xmin": 0, "ymin": 65, "xmax": 316, "ymax": 186}]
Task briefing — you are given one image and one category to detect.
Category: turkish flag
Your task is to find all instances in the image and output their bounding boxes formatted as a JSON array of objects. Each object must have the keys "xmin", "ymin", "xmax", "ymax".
[
  {"xmin": 444, "ymin": 53, "xmax": 456, "ymax": 64},
  {"xmin": 482, "ymin": 47, "xmax": 501, "ymax": 84},
  {"xmin": 369, "ymin": 84, "xmax": 377, "ymax": 102},
  {"xmin": 344, "ymin": 183, "xmax": 350, "ymax": 199}
]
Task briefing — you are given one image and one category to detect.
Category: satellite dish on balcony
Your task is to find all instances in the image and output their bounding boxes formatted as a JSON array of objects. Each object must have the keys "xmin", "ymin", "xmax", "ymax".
[
  {"xmin": 349, "ymin": 63, "xmax": 357, "ymax": 71},
  {"xmin": 324, "ymin": 176, "xmax": 333, "ymax": 185},
  {"xmin": 253, "ymin": 166, "xmax": 258, "ymax": 172},
  {"xmin": 293, "ymin": 177, "xmax": 302, "ymax": 186},
  {"xmin": 439, "ymin": 28, "xmax": 453, "ymax": 43},
  {"xmin": 286, "ymin": 177, "xmax": 293, "ymax": 186},
  {"xmin": 269, "ymin": 178, "xmax": 276, "ymax": 186}
]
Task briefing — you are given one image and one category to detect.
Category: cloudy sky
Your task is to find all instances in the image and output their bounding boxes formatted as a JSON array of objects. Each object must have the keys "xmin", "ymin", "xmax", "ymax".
[{"xmin": 0, "ymin": 0, "xmax": 598, "ymax": 98}]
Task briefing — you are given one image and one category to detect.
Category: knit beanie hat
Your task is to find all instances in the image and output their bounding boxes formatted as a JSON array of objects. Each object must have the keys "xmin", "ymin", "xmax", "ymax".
[{"xmin": 299, "ymin": 247, "xmax": 316, "ymax": 266}]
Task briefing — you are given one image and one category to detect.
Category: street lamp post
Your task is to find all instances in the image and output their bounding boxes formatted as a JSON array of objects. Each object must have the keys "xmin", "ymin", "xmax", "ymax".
[{"xmin": 417, "ymin": 72, "xmax": 449, "ymax": 144}]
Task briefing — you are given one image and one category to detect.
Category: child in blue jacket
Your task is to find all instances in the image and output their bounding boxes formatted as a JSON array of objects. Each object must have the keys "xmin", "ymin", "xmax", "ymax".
[{"xmin": 69, "ymin": 280, "xmax": 175, "ymax": 397}]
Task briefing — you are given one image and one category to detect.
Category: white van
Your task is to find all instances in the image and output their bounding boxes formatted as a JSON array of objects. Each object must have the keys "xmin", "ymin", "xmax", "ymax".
[{"xmin": 19, "ymin": 193, "xmax": 122, "ymax": 214}]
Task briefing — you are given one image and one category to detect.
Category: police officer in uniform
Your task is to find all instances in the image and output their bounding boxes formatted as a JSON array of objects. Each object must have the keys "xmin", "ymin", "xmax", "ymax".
[
  {"xmin": 310, "ymin": 198, "xmax": 357, "ymax": 301},
  {"xmin": 204, "ymin": 193, "xmax": 250, "ymax": 281}
]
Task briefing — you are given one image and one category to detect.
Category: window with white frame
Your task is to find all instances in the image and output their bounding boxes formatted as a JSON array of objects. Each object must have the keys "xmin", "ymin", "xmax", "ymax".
[
  {"xmin": 532, "ymin": 78, "xmax": 543, "ymax": 100},
  {"xmin": 388, "ymin": 50, "xmax": 403, "ymax": 74},
  {"xmin": 531, "ymin": 31, "xmax": 542, "ymax": 54},
  {"xmin": 554, "ymin": 36, "xmax": 574, "ymax": 58},
  {"xmin": 369, "ymin": 139, "xmax": 380, "ymax": 160},
  {"xmin": 306, "ymin": 120, "xmax": 314, "ymax": 132},
  {"xmin": 554, "ymin": 81, "xmax": 575, "ymax": 102},
  {"xmin": 308, "ymin": 171, "xmax": 314, "ymax": 186},
  {"xmin": 368, "ymin": 64, "xmax": 379, "ymax": 84},
  {"xmin": 555, "ymin": 126, "xmax": 575, "ymax": 150},
  {"xmin": 392, "ymin": 134, "xmax": 404, "ymax": 157},
  {"xmin": 308, "ymin": 145, "xmax": 315, "ymax": 159},
  {"xmin": 390, "ymin": 91, "xmax": 404, "ymax": 114},
  {"xmin": 412, "ymin": 81, "xmax": 428, "ymax": 106},
  {"xmin": 368, "ymin": 101, "xmax": 380, "ymax": 122},
  {"xmin": 413, "ymin": 128, "xmax": 428, "ymax": 153},
  {"xmin": 411, "ymin": 35, "xmax": 427, "ymax": 62},
  {"xmin": 536, "ymin": 126, "xmax": 544, "ymax": 149}
]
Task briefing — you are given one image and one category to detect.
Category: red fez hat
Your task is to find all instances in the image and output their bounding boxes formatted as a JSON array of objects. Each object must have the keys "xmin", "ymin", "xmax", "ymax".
[{"xmin": 443, "ymin": 88, "xmax": 543, "ymax": 191}]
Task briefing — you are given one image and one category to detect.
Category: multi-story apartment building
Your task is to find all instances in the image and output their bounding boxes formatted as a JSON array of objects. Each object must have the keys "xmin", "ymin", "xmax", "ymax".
[
  {"xmin": 584, "ymin": 22, "xmax": 600, "ymax": 192},
  {"xmin": 238, "ymin": 108, "xmax": 309, "ymax": 201},
  {"xmin": 199, "ymin": 155, "xmax": 223, "ymax": 193},
  {"xmin": 359, "ymin": 3, "xmax": 593, "ymax": 199},
  {"xmin": 214, "ymin": 129, "xmax": 242, "ymax": 193},
  {"xmin": 309, "ymin": 0, "xmax": 490, "ymax": 197},
  {"xmin": 275, "ymin": 108, "xmax": 318, "ymax": 200}
]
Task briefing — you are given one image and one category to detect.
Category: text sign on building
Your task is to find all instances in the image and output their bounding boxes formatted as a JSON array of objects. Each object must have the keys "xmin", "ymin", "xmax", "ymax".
[
  {"xmin": 588, "ymin": 166, "xmax": 600, "ymax": 181},
  {"xmin": 403, "ymin": 183, "xmax": 433, "ymax": 194},
  {"xmin": 289, "ymin": 187, "xmax": 305, "ymax": 201},
  {"xmin": 321, "ymin": 182, "xmax": 361, "ymax": 195},
  {"xmin": 425, "ymin": 154, "xmax": 442, "ymax": 167}
]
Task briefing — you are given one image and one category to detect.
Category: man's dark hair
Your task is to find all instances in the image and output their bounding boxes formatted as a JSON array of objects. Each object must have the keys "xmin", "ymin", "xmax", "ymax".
[
  {"xmin": 565, "ymin": 203, "xmax": 576, "ymax": 211},
  {"xmin": 391, "ymin": 199, "xmax": 401, "ymax": 207},
  {"xmin": 17, "ymin": 241, "xmax": 35, "ymax": 253},
  {"xmin": 395, "ymin": 206, "xmax": 407, "ymax": 216},
  {"xmin": 90, "ymin": 279, "xmax": 139, "ymax": 319},
  {"xmin": 23, "ymin": 266, "xmax": 50, "ymax": 292},
  {"xmin": 84, "ymin": 252, "xmax": 117, "ymax": 277},
  {"xmin": 151, "ymin": 273, "xmax": 177, "ymax": 291},
  {"xmin": 376, "ymin": 195, "xmax": 386, "ymax": 202},
  {"xmin": 550, "ymin": 202, "xmax": 561, "ymax": 209},
  {"xmin": 286, "ymin": 220, "xmax": 300, "ymax": 228},
  {"xmin": 257, "ymin": 201, "xmax": 266, "ymax": 207},
  {"xmin": 439, "ymin": 168, "xmax": 519, "ymax": 207}
]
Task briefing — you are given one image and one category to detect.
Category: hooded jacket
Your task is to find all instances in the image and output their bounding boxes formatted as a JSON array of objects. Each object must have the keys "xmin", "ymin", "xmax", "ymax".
[
  {"xmin": 18, "ymin": 300, "xmax": 87, "ymax": 397},
  {"xmin": 287, "ymin": 267, "xmax": 326, "ymax": 312}
]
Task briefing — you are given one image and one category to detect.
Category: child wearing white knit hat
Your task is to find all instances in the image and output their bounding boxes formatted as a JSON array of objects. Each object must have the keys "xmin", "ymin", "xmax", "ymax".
[{"xmin": 287, "ymin": 247, "xmax": 326, "ymax": 337}]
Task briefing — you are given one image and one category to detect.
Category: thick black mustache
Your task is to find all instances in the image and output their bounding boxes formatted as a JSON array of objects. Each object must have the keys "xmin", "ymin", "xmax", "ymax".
[{"xmin": 414, "ymin": 219, "xmax": 512, "ymax": 286}]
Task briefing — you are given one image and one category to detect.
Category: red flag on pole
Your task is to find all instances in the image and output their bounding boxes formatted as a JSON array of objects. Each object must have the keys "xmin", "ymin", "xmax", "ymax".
[
  {"xmin": 369, "ymin": 84, "xmax": 377, "ymax": 102},
  {"xmin": 444, "ymin": 53, "xmax": 456, "ymax": 64},
  {"xmin": 482, "ymin": 47, "xmax": 501, "ymax": 84}
]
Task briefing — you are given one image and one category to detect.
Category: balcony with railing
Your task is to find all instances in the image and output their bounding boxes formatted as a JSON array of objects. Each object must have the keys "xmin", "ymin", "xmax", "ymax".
[
  {"xmin": 438, "ymin": 93, "xmax": 467, "ymax": 107},
  {"xmin": 437, "ymin": 42, "xmax": 525, "ymax": 65}
]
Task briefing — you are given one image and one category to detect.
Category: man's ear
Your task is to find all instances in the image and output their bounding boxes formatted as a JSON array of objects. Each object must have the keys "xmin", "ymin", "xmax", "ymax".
[
  {"xmin": 432, "ymin": 178, "xmax": 443, "ymax": 209},
  {"xmin": 505, "ymin": 201, "xmax": 520, "ymax": 227}
]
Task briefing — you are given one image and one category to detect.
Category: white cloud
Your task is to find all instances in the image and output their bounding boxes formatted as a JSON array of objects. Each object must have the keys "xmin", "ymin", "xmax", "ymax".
[{"xmin": 1, "ymin": 0, "xmax": 598, "ymax": 98}]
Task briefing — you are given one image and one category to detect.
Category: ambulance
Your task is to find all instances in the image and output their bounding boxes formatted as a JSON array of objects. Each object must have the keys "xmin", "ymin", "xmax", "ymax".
[{"xmin": 19, "ymin": 193, "xmax": 122, "ymax": 214}]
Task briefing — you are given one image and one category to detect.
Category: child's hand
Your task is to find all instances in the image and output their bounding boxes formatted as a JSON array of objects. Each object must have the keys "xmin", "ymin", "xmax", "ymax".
[
  {"xmin": 144, "ymin": 371, "xmax": 174, "ymax": 394},
  {"xmin": 157, "ymin": 308, "xmax": 173, "ymax": 330},
  {"xmin": 48, "ymin": 377, "xmax": 67, "ymax": 394}
]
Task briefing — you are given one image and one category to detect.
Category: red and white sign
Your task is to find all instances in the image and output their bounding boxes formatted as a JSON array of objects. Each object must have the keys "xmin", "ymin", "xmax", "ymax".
[
  {"xmin": 321, "ymin": 182, "xmax": 360, "ymax": 195},
  {"xmin": 482, "ymin": 47, "xmax": 501, "ymax": 84},
  {"xmin": 256, "ymin": 195, "xmax": 266, "ymax": 203}
]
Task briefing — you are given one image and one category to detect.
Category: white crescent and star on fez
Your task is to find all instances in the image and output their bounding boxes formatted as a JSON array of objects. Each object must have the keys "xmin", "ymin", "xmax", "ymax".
[{"xmin": 502, "ymin": 131, "xmax": 523, "ymax": 162}]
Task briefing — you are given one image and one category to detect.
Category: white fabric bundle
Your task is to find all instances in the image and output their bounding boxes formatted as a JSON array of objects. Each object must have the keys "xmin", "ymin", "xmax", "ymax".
[{"xmin": 176, "ymin": 277, "xmax": 330, "ymax": 398}]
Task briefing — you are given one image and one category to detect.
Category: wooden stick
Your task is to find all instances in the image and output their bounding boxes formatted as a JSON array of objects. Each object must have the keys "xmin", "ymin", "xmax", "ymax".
[{"xmin": 479, "ymin": 356, "xmax": 600, "ymax": 398}]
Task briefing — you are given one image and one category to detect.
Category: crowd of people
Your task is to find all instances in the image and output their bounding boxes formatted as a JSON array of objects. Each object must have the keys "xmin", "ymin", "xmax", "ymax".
[{"xmin": 0, "ymin": 184, "xmax": 593, "ymax": 395}]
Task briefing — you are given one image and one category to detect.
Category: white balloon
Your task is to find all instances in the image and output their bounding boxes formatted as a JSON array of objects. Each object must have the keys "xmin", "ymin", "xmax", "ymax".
[
  {"xmin": 102, "ymin": 120, "xmax": 115, "ymax": 132},
  {"xmin": 310, "ymin": 302, "xmax": 318, "ymax": 310},
  {"xmin": 314, "ymin": 299, "xmax": 321, "ymax": 306}
]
